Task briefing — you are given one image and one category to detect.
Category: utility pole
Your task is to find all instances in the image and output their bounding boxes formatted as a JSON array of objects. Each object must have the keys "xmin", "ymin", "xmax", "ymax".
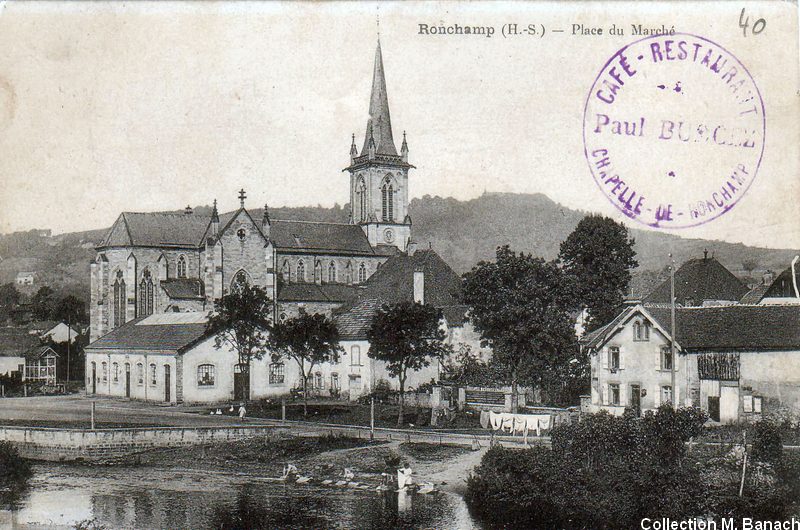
[{"xmin": 669, "ymin": 253, "xmax": 678, "ymax": 411}]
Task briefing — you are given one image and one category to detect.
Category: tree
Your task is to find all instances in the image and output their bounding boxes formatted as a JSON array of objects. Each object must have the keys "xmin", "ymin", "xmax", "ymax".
[
  {"xmin": 52, "ymin": 295, "xmax": 87, "ymax": 324},
  {"xmin": 205, "ymin": 284, "xmax": 273, "ymax": 402},
  {"xmin": 558, "ymin": 215, "xmax": 638, "ymax": 332},
  {"xmin": 0, "ymin": 283, "xmax": 20, "ymax": 307},
  {"xmin": 462, "ymin": 246, "xmax": 578, "ymax": 411},
  {"xmin": 367, "ymin": 301, "xmax": 451, "ymax": 426},
  {"xmin": 31, "ymin": 286, "xmax": 56, "ymax": 321},
  {"xmin": 268, "ymin": 311, "xmax": 342, "ymax": 416}
]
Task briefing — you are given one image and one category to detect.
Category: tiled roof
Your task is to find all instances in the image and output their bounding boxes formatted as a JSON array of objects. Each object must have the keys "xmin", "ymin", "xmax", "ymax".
[
  {"xmin": 740, "ymin": 284, "xmax": 771, "ymax": 305},
  {"xmin": 763, "ymin": 265, "xmax": 800, "ymax": 299},
  {"xmin": 269, "ymin": 220, "xmax": 374, "ymax": 255},
  {"xmin": 100, "ymin": 212, "xmax": 210, "ymax": 248},
  {"xmin": 161, "ymin": 279, "xmax": 205, "ymax": 300},
  {"xmin": 277, "ymin": 283, "xmax": 360, "ymax": 303},
  {"xmin": 0, "ymin": 327, "xmax": 41, "ymax": 358},
  {"xmin": 86, "ymin": 315, "xmax": 209, "ymax": 352},
  {"xmin": 644, "ymin": 257, "xmax": 749, "ymax": 305},
  {"xmin": 332, "ymin": 249, "xmax": 463, "ymax": 340},
  {"xmin": 583, "ymin": 304, "xmax": 800, "ymax": 352}
]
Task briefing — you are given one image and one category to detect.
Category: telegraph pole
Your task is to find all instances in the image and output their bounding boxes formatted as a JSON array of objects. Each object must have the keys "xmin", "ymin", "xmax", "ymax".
[{"xmin": 669, "ymin": 253, "xmax": 678, "ymax": 410}]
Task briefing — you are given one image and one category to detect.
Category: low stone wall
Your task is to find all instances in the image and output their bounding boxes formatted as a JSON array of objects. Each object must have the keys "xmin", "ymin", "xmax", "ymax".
[{"xmin": 0, "ymin": 425, "xmax": 285, "ymax": 462}]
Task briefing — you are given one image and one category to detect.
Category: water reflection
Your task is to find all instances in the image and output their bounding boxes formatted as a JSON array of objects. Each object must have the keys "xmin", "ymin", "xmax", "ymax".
[{"xmin": 2, "ymin": 464, "xmax": 480, "ymax": 529}]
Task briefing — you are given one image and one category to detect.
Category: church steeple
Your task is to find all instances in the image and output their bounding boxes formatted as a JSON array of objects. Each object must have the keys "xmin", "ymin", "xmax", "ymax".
[{"xmin": 360, "ymin": 40, "xmax": 397, "ymax": 157}]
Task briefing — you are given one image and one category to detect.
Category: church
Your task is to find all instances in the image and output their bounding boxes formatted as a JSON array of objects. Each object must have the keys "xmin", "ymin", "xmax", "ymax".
[{"xmin": 84, "ymin": 41, "xmax": 487, "ymax": 404}]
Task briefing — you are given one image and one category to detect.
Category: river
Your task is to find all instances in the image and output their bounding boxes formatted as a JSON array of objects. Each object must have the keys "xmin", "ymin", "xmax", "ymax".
[{"xmin": 1, "ymin": 464, "xmax": 482, "ymax": 529}]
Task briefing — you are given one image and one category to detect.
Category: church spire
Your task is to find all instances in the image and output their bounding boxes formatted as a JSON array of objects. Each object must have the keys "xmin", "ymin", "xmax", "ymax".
[{"xmin": 360, "ymin": 40, "xmax": 397, "ymax": 157}]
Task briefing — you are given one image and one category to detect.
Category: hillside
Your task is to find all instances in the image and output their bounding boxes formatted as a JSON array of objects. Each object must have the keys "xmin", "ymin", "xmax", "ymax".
[{"xmin": 1, "ymin": 193, "xmax": 797, "ymax": 305}]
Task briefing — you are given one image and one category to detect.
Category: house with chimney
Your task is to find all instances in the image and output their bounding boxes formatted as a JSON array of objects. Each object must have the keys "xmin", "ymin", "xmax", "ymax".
[{"xmin": 84, "ymin": 40, "xmax": 488, "ymax": 403}]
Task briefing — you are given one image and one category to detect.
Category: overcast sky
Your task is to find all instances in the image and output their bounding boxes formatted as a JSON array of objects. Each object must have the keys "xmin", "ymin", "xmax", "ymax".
[{"xmin": 0, "ymin": 1, "xmax": 797, "ymax": 249}]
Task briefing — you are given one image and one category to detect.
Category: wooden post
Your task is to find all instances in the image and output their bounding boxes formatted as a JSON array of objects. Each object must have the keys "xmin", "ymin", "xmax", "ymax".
[
  {"xmin": 370, "ymin": 397, "xmax": 375, "ymax": 441},
  {"xmin": 281, "ymin": 398, "xmax": 286, "ymax": 422},
  {"xmin": 91, "ymin": 401, "xmax": 96, "ymax": 430}
]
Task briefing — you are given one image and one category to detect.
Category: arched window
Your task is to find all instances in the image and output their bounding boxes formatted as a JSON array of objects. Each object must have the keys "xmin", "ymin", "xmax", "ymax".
[
  {"xmin": 314, "ymin": 261, "xmax": 322, "ymax": 283},
  {"xmin": 138, "ymin": 269, "xmax": 154, "ymax": 317},
  {"xmin": 149, "ymin": 363, "xmax": 157, "ymax": 386},
  {"xmin": 314, "ymin": 372, "xmax": 324, "ymax": 390},
  {"xmin": 112, "ymin": 362, "xmax": 119, "ymax": 383},
  {"xmin": 136, "ymin": 363, "xmax": 144, "ymax": 385},
  {"xmin": 101, "ymin": 362, "xmax": 108, "ymax": 382},
  {"xmin": 297, "ymin": 260, "xmax": 306, "ymax": 283},
  {"xmin": 345, "ymin": 262, "xmax": 353, "ymax": 285},
  {"xmin": 356, "ymin": 178, "xmax": 367, "ymax": 222},
  {"xmin": 281, "ymin": 260, "xmax": 290, "ymax": 282},
  {"xmin": 113, "ymin": 270, "xmax": 126, "ymax": 328},
  {"xmin": 197, "ymin": 364, "xmax": 215, "ymax": 386},
  {"xmin": 358, "ymin": 263, "xmax": 367, "ymax": 283},
  {"xmin": 231, "ymin": 270, "xmax": 250, "ymax": 292},
  {"xmin": 381, "ymin": 178, "xmax": 394, "ymax": 222},
  {"xmin": 328, "ymin": 262, "xmax": 337, "ymax": 283},
  {"xmin": 350, "ymin": 345, "xmax": 361, "ymax": 366},
  {"xmin": 177, "ymin": 256, "xmax": 187, "ymax": 278}
]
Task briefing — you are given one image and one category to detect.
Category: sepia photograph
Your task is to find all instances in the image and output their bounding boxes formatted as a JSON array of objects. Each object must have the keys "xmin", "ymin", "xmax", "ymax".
[{"xmin": 0, "ymin": 1, "xmax": 798, "ymax": 528}]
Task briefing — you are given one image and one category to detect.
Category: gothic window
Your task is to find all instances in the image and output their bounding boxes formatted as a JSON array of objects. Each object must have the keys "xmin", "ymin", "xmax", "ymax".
[
  {"xmin": 177, "ymin": 256, "xmax": 187, "ymax": 278},
  {"xmin": 138, "ymin": 269, "xmax": 154, "ymax": 317},
  {"xmin": 113, "ymin": 271, "xmax": 126, "ymax": 328},
  {"xmin": 297, "ymin": 260, "xmax": 306, "ymax": 282},
  {"xmin": 231, "ymin": 270, "xmax": 250, "ymax": 292},
  {"xmin": 314, "ymin": 261, "xmax": 322, "ymax": 283},
  {"xmin": 356, "ymin": 178, "xmax": 367, "ymax": 222},
  {"xmin": 345, "ymin": 262, "xmax": 353, "ymax": 284},
  {"xmin": 381, "ymin": 178, "xmax": 394, "ymax": 222},
  {"xmin": 358, "ymin": 263, "xmax": 367, "ymax": 283},
  {"xmin": 281, "ymin": 260, "xmax": 290, "ymax": 282},
  {"xmin": 328, "ymin": 262, "xmax": 337, "ymax": 283}
]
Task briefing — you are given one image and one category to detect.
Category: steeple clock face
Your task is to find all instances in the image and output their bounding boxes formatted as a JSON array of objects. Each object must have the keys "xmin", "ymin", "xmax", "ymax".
[{"xmin": 384, "ymin": 228, "xmax": 395, "ymax": 243}]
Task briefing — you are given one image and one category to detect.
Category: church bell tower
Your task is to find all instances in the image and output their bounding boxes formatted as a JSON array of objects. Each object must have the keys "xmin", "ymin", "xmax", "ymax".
[{"xmin": 345, "ymin": 40, "xmax": 413, "ymax": 252}]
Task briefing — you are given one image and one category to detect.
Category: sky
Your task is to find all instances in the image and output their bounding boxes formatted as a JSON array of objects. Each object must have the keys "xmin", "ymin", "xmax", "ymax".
[{"xmin": 0, "ymin": 1, "xmax": 798, "ymax": 249}]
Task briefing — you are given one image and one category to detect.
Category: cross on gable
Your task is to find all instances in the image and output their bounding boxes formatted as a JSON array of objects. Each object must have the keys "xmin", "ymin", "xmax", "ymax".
[{"xmin": 238, "ymin": 188, "xmax": 247, "ymax": 207}]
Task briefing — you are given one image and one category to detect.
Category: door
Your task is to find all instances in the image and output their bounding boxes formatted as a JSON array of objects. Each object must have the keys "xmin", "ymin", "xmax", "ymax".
[
  {"xmin": 708, "ymin": 396, "xmax": 721, "ymax": 422},
  {"xmin": 630, "ymin": 385, "xmax": 641, "ymax": 417},
  {"xmin": 125, "ymin": 363, "xmax": 131, "ymax": 398},
  {"xmin": 234, "ymin": 364, "xmax": 248, "ymax": 401},
  {"xmin": 720, "ymin": 385, "xmax": 739, "ymax": 424},
  {"xmin": 91, "ymin": 362, "xmax": 96, "ymax": 394},
  {"xmin": 164, "ymin": 365, "xmax": 171, "ymax": 402}
]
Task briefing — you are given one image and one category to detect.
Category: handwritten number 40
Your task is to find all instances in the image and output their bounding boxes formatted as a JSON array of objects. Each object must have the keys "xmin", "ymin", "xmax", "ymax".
[{"xmin": 739, "ymin": 8, "xmax": 766, "ymax": 36}]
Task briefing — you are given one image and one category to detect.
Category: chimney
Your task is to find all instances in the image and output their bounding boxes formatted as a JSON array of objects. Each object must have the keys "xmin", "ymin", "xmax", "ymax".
[
  {"xmin": 184, "ymin": 205, "xmax": 193, "ymax": 215},
  {"xmin": 210, "ymin": 199, "xmax": 220, "ymax": 237},
  {"xmin": 407, "ymin": 238, "xmax": 418, "ymax": 256},
  {"xmin": 262, "ymin": 203, "xmax": 271, "ymax": 239},
  {"xmin": 413, "ymin": 266, "xmax": 424, "ymax": 304}
]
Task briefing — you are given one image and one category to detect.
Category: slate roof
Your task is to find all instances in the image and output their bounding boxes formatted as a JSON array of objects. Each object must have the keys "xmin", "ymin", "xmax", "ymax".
[
  {"xmin": 277, "ymin": 283, "xmax": 360, "ymax": 304},
  {"xmin": 24, "ymin": 345, "xmax": 58, "ymax": 361},
  {"xmin": 333, "ymin": 249, "xmax": 463, "ymax": 340},
  {"xmin": 360, "ymin": 41, "xmax": 398, "ymax": 157},
  {"xmin": 85, "ymin": 315, "xmax": 209, "ymax": 352},
  {"xmin": 583, "ymin": 304, "xmax": 800, "ymax": 352},
  {"xmin": 269, "ymin": 220, "xmax": 374, "ymax": 255},
  {"xmin": 161, "ymin": 279, "xmax": 205, "ymax": 300},
  {"xmin": 740, "ymin": 284, "xmax": 771, "ymax": 305},
  {"xmin": 644, "ymin": 257, "xmax": 749, "ymax": 306},
  {"xmin": 100, "ymin": 212, "xmax": 210, "ymax": 248}
]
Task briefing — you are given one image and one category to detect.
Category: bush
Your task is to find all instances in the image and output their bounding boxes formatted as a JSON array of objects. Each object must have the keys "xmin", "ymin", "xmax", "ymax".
[
  {"xmin": 357, "ymin": 378, "xmax": 393, "ymax": 404},
  {"xmin": 0, "ymin": 441, "xmax": 32, "ymax": 484},
  {"xmin": 751, "ymin": 420, "xmax": 783, "ymax": 463}
]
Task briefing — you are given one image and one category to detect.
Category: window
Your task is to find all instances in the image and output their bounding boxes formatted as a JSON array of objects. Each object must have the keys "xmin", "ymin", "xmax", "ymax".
[
  {"xmin": 138, "ymin": 269, "xmax": 154, "ymax": 317},
  {"xmin": 136, "ymin": 363, "xmax": 144, "ymax": 386},
  {"xmin": 753, "ymin": 396, "xmax": 762, "ymax": 414},
  {"xmin": 269, "ymin": 363, "xmax": 285, "ymax": 385},
  {"xmin": 177, "ymin": 256, "xmax": 187, "ymax": 278},
  {"xmin": 328, "ymin": 262, "xmax": 337, "ymax": 283},
  {"xmin": 633, "ymin": 321, "xmax": 650, "ymax": 341},
  {"xmin": 232, "ymin": 270, "xmax": 249, "ymax": 292},
  {"xmin": 381, "ymin": 178, "xmax": 394, "ymax": 221},
  {"xmin": 282, "ymin": 260, "xmax": 290, "ymax": 282},
  {"xmin": 331, "ymin": 373, "xmax": 340, "ymax": 391},
  {"xmin": 661, "ymin": 346, "xmax": 673, "ymax": 371},
  {"xmin": 113, "ymin": 271, "xmax": 126, "ymax": 328},
  {"xmin": 358, "ymin": 263, "xmax": 367, "ymax": 283},
  {"xmin": 197, "ymin": 364, "xmax": 215, "ymax": 386},
  {"xmin": 112, "ymin": 362, "xmax": 119, "ymax": 383},
  {"xmin": 345, "ymin": 263, "xmax": 353, "ymax": 284},
  {"xmin": 101, "ymin": 362, "xmax": 108, "ymax": 383},
  {"xmin": 609, "ymin": 347, "xmax": 620, "ymax": 370},
  {"xmin": 610, "ymin": 383, "xmax": 620, "ymax": 406},
  {"xmin": 297, "ymin": 260, "xmax": 306, "ymax": 282},
  {"xmin": 350, "ymin": 345, "xmax": 361, "ymax": 366},
  {"xmin": 314, "ymin": 372, "xmax": 324, "ymax": 390},
  {"xmin": 356, "ymin": 178, "xmax": 367, "ymax": 222},
  {"xmin": 350, "ymin": 375, "xmax": 362, "ymax": 391},
  {"xmin": 661, "ymin": 385, "xmax": 673, "ymax": 405},
  {"xmin": 150, "ymin": 363, "xmax": 157, "ymax": 386}
]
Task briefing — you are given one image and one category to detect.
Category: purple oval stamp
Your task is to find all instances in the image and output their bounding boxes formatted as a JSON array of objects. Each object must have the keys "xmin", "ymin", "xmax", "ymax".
[{"xmin": 583, "ymin": 33, "xmax": 765, "ymax": 229}]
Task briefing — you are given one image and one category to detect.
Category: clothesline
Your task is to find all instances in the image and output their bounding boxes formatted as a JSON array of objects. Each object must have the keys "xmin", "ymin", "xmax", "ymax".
[{"xmin": 482, "ymin": 410, "xmax": 552, "ymax": 437}]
